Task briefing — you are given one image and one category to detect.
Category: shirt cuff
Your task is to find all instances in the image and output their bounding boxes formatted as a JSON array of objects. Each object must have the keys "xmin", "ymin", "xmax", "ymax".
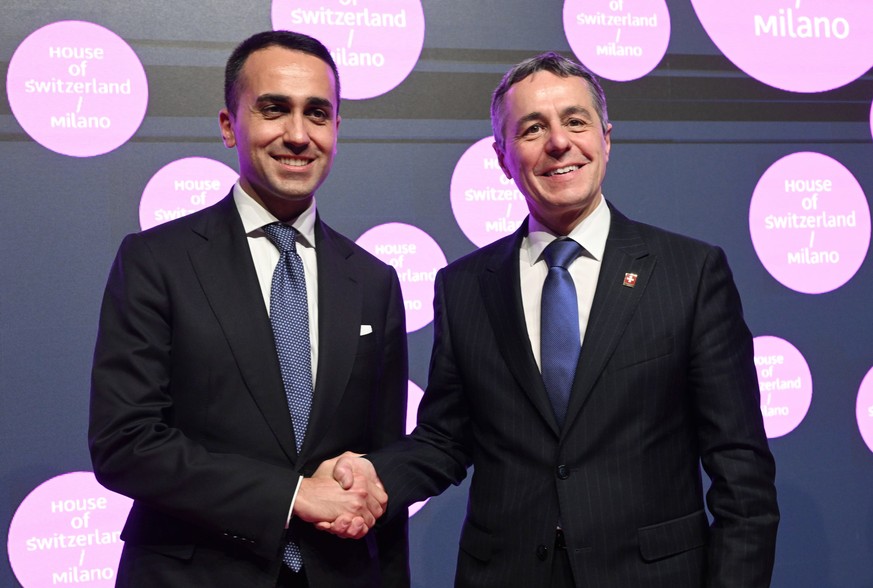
[{"xmin": 286, "ymin": 475, "xmax": 303, "ymax": 528}]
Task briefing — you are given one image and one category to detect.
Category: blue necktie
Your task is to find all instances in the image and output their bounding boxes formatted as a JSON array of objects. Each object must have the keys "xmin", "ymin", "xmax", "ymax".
[
  {"xmin": 262, "ymin": 222, "xmax": 313, "ymax": 572},
  {"xmin": 541, "ymin": 239, "xmax": 583, "ymax": 428}
]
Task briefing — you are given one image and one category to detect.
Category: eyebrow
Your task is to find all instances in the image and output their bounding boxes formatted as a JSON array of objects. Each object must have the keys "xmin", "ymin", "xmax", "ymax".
[
  {"xmin": 515, "ymin": 105, "xmax": 594, "ymax": 129},
  {"xmin": 254, "ymin": 94, "xmax": 335, "ymax": 111}
]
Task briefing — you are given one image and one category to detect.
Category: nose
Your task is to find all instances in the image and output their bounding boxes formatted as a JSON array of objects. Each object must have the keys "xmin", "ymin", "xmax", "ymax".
[
  {"xmin": 283, "ymin": 114, "xmax": 310, "ymax": 150},
  {"xmin": 545, "ymin": 125, "xmax": 571, "ymax": 157}
]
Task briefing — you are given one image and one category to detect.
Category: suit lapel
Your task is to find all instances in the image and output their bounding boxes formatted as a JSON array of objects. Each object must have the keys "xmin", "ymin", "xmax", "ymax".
[
  {"xmin": 302, "ymin": 219, "xmax": 362, "ymax": 461},
  {"xmin": 563, "ymin": 206, "xmax": 655, "ymax": 431},
  {"xmin": 186, "ymin": 195, "xmax": 299, "ymax": 462},
  {"xmin": 480, "ymin": 223, "xmax": 562, "ymax": 436}
]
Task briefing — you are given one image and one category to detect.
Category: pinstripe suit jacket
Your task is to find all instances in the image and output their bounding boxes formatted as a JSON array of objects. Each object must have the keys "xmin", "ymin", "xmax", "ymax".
[{"xmin": 370, "ymin": 204, "xmax": 778, "ymax": 588}]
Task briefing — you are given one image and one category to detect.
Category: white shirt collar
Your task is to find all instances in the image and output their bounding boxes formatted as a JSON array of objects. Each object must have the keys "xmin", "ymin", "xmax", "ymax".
[
  {"xmin": 524, "ymin": 195, "xmax": 611, "ymax": 265},
  {"xmin": 232, "ymin": 183, "xmax": 317, "ymax": 249}
]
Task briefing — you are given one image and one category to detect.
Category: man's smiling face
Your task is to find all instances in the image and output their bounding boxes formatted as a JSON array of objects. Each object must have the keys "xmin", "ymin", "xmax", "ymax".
[
  {"xmin": 493, "ymin": 71, "xmax": 611, "ymax": 234},
  {"xmin": 219, "ymin": 46, "xmax": 340, "ymax": 220}
]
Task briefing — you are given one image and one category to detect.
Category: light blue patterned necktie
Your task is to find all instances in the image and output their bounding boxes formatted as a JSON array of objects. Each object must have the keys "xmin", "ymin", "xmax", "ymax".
[
  {"xmin": 262, "ymin": 222, "xmax": 313, "ymax": 572},
  {"xmin": 541, "ymin": 238, "xmax": 583, "ymax": 428}
]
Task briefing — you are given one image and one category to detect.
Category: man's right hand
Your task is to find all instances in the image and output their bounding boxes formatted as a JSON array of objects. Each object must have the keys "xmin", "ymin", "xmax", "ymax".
[{"xmin": 293, "ymin": 452, "xmax": 387, "ymax": 539}]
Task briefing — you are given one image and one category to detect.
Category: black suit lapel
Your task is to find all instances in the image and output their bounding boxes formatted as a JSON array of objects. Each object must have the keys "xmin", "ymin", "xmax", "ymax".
[
  {"xmin": 303, "ymin": 219, "xmax": 362, "ymax": 460},
  {"xmin": 563, "ymin": 206, "xmax": 655, "ymax": 431},
  {"xmin": 480, "ymin": 224, "xmax": 562, "ymax": 436},
  {"xmin": 186, "ymin": 195, "xmax": 299, "ymax": 462}
]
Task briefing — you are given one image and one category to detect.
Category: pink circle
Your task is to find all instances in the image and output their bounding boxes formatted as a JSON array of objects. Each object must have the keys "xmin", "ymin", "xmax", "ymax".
[
  {"xmin": 690, "ymin": 0, "xmax": 873, "ymax": 93},
  {"xmin": 139, "ymin": 157, "xmax": 239, "ymax": 230},
  {"xmin": 272, "ymin": 0, "xmax": 425, "ymax": 100},
  {"xmin": 753, "ymin": 336, "xmax": 813, "ymax": 439},
  {"xmin": 749, "ymin": 152, "xmax": 871, "ymax": 294},
  {"xmin": 405, "ymin": 380, "xmax": 430, "ymax": 517},
  {"xmin": 856, "ymin": 367, "xmax": 873, "ymax": 453},
  {"xmin": 6, "ymin": 21, "xmax": 148, "ymax": 157},
  {"xmin": 563, "ymin": 0, "xmax": 671, "ymax": 82},
  {"xmin": 7, "ymin": 471, "xmax": 133, "ymax": 587},
  {"xmin": 405, "ymin": 380, "xmax": 423, "ymax": 436},
  {"xmin": 450, "ymin": 137, "xmax": 528, "ymax": 247},
  {"xmin": 356, "ymin": 223, "xmax": 447, "ymax": 332}
]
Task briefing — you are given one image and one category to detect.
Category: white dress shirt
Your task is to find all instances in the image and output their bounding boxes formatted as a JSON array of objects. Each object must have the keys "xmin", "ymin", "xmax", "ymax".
[
  {"xmin": 520, "ymin": 196, "xmax": 611, "ymax": 372},
  {"xmin": 233, "ymin": 183, "xmax": 319, "ymax": 388},
  {"xmin": 232, "ymin": 183, "xmax": 318, "ymax": 520}
]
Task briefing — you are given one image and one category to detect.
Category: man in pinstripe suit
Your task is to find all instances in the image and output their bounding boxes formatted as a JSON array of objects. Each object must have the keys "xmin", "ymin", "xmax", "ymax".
[{"xmin": 330, "ymin": 52, "xmax": 779, "ymax": 587}]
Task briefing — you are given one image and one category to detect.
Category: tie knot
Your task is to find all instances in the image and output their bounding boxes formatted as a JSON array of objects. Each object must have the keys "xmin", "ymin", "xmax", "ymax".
[
  {"xmin": 543, "ymin": 238, "xmax": 582, "ymax": 269},
  {"xmin": 262, "ymin": 222, "xmax": 299, "ymax": 253}
]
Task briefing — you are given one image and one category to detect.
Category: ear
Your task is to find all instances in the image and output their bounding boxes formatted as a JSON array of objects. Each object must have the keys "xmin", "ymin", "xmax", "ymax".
[
  {"xmin": 218, "ymin": 108, "xmax": 236, "ymax": 148},
  {"xmin": 492, "ymin": 140, "xmax": 512, "ymax": 180},
  {"xmin": 603, "ymin": 122, "xmax": 612, "ymax": 159}
]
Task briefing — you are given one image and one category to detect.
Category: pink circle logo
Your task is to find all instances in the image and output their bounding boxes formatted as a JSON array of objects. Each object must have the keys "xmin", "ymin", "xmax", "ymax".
[
  {"xmin": 753, "ymin": 336, "xmax": 813, "ymax": 438},
  {"xmin": 856, "ymin": 367, "xmax": 873, "ymax": 454},
  {"xmin": 139, "ymin": 157, "xmax": 239, "ymax": 230},
  {"xmin": 405, "ymin": 380, "xmax": 430, "ymax": 516},
  {"xmin": 272, "ymin": 0, "xmax": 425, "ymax": 100},
  {"xmin": 6, "ymin": 21, "xmax": 148, "ymax": 157},
  {"xmin": 356, "ymin": 223, "xmax": 447, "ymax": 332},
  {"xmin": 749, "ymin": 152, "xmax": 871, "ymax": 294},
  {"xmin": 450, "ymin": 137, "xmax": 528, "ymax": 247},
  {"xmin": 690, "ymin": 0, "xmax": 873, "ymax": 93},
  {"xmin": 563, "ymin": 0, "xmax": 671, "ymax": 82},
  {"xmin": 7, "ymin": 471, "xmax": 133, "ymax": 587}
]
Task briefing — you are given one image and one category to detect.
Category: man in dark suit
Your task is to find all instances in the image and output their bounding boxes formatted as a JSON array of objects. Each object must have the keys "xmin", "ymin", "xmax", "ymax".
[
  {"xmin": 89, "ymin": 31, "xmax": 409, "ymax": 587},
  {"xmin": 331, "ymin": 52, "xmax": 779, "ymax": 587}
]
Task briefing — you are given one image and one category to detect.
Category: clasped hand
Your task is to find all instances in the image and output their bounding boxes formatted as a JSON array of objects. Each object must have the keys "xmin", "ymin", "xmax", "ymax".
[{"xmin": 293, "ymin": 452, "xmax": 386, "ymax": 539}]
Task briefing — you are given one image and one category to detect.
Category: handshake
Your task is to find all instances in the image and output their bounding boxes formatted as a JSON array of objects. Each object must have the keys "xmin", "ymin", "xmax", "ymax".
[{"xmin": 292, "ymin": 452, "xmax": 387, "ymax": 540}]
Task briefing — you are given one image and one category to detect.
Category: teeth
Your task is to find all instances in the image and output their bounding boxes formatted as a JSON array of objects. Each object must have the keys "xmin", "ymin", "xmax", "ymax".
[
  {"xmin": 546, "ymin": 165, "xmax": 579, "ymax": 177},
  {"xmin": 276, "ymin": 157, "xmax": 309, "ymax": 167}
]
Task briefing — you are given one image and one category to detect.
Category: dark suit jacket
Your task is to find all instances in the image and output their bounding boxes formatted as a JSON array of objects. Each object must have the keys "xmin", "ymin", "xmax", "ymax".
[
  {"xmin": 89, "ymin": 194, "xmax": 409, "ymax": 587},
  {"xmin": 369, "ymin": 205, "xmax": 778, "ymax": 588}
]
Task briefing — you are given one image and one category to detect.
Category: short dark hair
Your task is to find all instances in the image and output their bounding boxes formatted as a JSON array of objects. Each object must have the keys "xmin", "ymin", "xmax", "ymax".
[
  {"xmin": 491, "ymin": 52, "xmax": 609, "ymax": 148},
  {"xmin": 224, "ymin": 30, "xmax": 341, "ymax": 116}
]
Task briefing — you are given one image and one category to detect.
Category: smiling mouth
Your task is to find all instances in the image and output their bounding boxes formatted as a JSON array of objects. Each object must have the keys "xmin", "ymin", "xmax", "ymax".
[
  {"xmin": 543, "ymin": 165, "xmax": 580, "ymax": 177},
  {"xmin": 274, "ymin": 155, "xmax": 311, "ymax": 167}
]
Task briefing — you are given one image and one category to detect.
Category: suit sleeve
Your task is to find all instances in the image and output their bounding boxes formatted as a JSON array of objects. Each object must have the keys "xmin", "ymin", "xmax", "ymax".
[
  {"xmin": 88, "ymin": 233, "xmax": 297, "ymax": 561},
  {"xmin": 689, "ymin": 247, "xmax": 779, "ymax": 587},
  {"xmin": 368, "ymin": 269, "xmax": 472, "ymax": 521},
  {"xmin": 370, "ymin": 268, "xmax": 411, "ymax": 586}
]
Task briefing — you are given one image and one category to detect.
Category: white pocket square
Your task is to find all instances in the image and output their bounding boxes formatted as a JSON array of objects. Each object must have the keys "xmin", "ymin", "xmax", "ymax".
[{"xmin": 360, "ymin": 325, "xmax": 373, "ymax": 336}]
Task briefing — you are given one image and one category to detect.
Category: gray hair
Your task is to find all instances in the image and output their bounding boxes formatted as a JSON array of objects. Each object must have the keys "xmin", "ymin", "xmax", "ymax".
[{"xmin": 490, "ymin": 52, "xmax": 609, "ymax": 148}]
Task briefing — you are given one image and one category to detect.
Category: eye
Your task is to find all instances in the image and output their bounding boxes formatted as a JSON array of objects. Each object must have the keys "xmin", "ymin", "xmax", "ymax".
[
  {"xmin": 307, "ymin": 108, "xmax": 329, "ymax": 122},
  {"xmin": 260, "ymin": 104, "xmax": 286, "ymax": 118},
  {"xmin": 566, "ymin": 118, "xmax": 587, "ymax": 130},
  {"xmin": 522, "ymin": 123, "xmax": 544, "ymax": 136}
]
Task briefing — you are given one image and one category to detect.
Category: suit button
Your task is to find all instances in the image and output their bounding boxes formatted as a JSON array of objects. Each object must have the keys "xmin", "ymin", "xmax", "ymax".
[
  {"xmin": 536, "ymin": 544, "xmax": 549, "ymax": 560},
  {"xmin": 557, "ymin": 465, "xmax": 570, "ymax": 479}
]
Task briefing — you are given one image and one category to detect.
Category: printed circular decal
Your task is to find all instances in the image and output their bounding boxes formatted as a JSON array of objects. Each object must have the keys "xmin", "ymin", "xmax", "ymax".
[
  {"xmin": 406, "ymin": 380, "xmax": 429, "ymax": 516},
  {"xmin": 6, "ymin": 20, "xmax": 148, "ymax": 157},
  {"xmin": 690, "ymin": 0, "xmax": 873, "ymax": 92},
  {"xmin": 272, "ymin": 0, "xmax": 425, "ymax": 100},
  {"xmin": 450, "ymin": 137, "xmax": 528, "ymax": 247},
  {"xmin": 7, "ymin": 471, "xmax": 132, "ymax": 587},
  {"xmin": 356, "ymin": 223, "xmax": 447, "ymax": 332},
  {"xmin": 563, "ymin": 0, "xmax": 671, "ymax": 82},
  {"xmin": 139, "ymin": 157, "xmax": 239, "ymax": 230},
  {"xmin": 856, "ymin": 367, "xmax": 873, "ymax": 454},
  {"xmin": 749, "ymin": 152, "xmax": 870, "ymax": 294},
  {"xmin": 753, "ymin": 336, "xmax": 813, "ymax": 438}
]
